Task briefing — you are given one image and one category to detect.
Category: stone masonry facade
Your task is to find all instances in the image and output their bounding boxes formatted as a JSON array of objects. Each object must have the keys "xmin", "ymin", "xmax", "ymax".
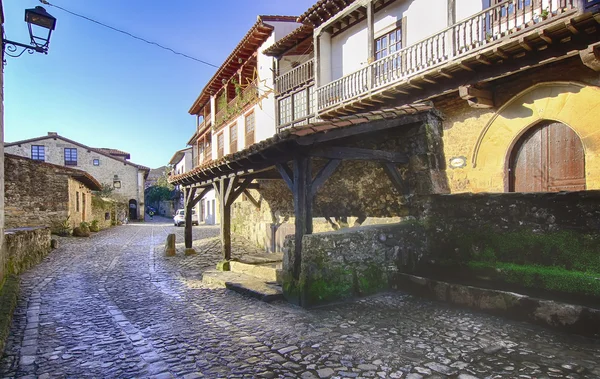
[
  {"xmin": 4, "ymin": 133, "xmax": 147, "ymax": 219},
  {"xmin": 4, "ymin": 154, "xmax": 95, "ymax": 230}
]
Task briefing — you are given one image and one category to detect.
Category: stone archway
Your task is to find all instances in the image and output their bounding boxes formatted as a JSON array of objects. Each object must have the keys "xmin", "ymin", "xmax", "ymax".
[
  {"xmin": 129, "ymin": 199, "xmax": 138, "ymax": 221},
  {"xmin": 472, "ymin": 82, "xmax": 600, "ymax": 191}
]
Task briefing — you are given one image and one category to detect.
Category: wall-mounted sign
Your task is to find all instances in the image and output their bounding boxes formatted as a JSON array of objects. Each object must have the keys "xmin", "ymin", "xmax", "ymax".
[{"xmin": 449, "ymin": 156, "xmax": 467, "ymax": 169}]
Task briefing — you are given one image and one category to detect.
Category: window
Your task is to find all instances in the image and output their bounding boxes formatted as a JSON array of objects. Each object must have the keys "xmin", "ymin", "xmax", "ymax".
[
  {"xmin": 76, "ymin": 192, "xmax": 80, "ymax": 212},
  {"xmin": 31, "ymin": 145, "xmax": 45, "ymax": 161},
  {"xmin": 113, "ymin": 181, "xmax": 121, "ymax": 189},
  {"xmin": 217, "ymin": 133, "xmax": 224, "ymax": 158},
  {"xmin": 198, "ymin": 142, "xmax": 205, "ymax": 165},
  {"xmin": 230, "ymin": 123, "xmax": 238, "ymax": 153},
  {"xmin": 293, "ymin": 90, "xmax": 308, "ymax": 120},
  {"xmin": 245, "ymin": 112, "xmax": 255, "ymax": 146},
  {"xmin": 375, "ymin": 27, "xmax": 402, "ymax": 62},
  {"xmin": 205, "ymin": 136, "xmax": 212, "ymax": 160},
  {"xmin": 93, "ymin": 159, "xmax": 100, "ymax": 166},
  {"xmin": 279, "ymin": 97, "xmax": 292, "ymax": 125},
  {"xmin": 64, "ymin": 148, "xmax": 77, "ymax": 166}
]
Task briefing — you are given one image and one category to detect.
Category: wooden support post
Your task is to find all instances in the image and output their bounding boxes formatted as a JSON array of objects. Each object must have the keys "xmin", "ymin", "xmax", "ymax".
[
  {"xmin": 213, "ymin": 178, "xmax": 235, "ymax": 261},
  {"xmin": 184, "ymin": 187, "xmax": 196, "ymax": 249},
  {"xmin": 366, "ymin": 1, "xmax": 374, "ymax": 89},
  {"xmin": 292, "ymin": 157, "xmax": 310, "ymax": 280}
]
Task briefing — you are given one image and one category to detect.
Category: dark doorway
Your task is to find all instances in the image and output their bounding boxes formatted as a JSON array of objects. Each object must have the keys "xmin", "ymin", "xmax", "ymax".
[
  {"xmin": 129, "ymin": 199, "xmax": 138, "ymax": 220},
  {"xmin": 509, "ymin": 121, "xmax": 586, "ymax": 192}
]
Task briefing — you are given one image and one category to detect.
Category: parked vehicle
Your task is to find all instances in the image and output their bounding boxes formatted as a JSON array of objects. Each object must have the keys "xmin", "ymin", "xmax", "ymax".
[{"xmin": 173, "ymin": 209, "xmax": 198, "ymax": 226}]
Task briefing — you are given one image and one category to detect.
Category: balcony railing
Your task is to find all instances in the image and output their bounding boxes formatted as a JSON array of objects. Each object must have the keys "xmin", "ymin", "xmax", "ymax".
[
  {"xmin": 198, "ymin": 114, "xmax": 212, "ymax": 131},
  {"xmin": 215, "ymin": 81, "xmax": 259, "ymax": 128},
  {"xmin": 275, "ymin": 59, "xmax": 315, "ymax": 95},
  {"xmin": 317, "ymin": 0, "xmax": 578, "ymax": 111}
]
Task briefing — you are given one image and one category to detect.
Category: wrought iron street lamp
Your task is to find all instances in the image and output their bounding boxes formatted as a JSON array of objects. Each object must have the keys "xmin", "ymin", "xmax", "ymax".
[{"xmin": 3, "ymin": 6, "xmax": 57, "ymax": 59}]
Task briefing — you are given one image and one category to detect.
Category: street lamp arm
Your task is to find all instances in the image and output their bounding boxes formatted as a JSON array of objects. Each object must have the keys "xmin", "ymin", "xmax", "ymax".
[{"xmin": 3, "ymin": 39, "xmax": 47, "ymax": 58}]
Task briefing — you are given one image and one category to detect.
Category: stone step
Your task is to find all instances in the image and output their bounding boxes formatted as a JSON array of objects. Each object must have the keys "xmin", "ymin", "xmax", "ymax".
[
  {"xmin": 229, "ymin": 261, "xmax": 282, "ymax": 283},
  {"xmin": 202, "ymin": 270, "xmax": 283, "ymax": 302}
]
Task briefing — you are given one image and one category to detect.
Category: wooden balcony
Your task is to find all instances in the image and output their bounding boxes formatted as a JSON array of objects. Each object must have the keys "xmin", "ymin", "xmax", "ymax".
[
  {"xmin": 275, "ymin": 59, "xmax": 315, "ymax": 95},
  {"xmin": 317, "ymin": 0, "xmax": 598, "ymax": 117},
  {"xmin": 214, "ymin": 81, "xmax": 259, "ymax": 129}
]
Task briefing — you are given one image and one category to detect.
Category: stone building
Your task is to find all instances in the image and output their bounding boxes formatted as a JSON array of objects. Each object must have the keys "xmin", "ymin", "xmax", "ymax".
[
  {"xmin": 5, "ymin": 132, "xmax": 149, "ymax": 220},
  {"xmin": 170, "ymin": 0, "xmax": 600, "ymax": 306},
  {"xmin": 4, "ymin": 154, "xmax": 102, "ymax": 229}
]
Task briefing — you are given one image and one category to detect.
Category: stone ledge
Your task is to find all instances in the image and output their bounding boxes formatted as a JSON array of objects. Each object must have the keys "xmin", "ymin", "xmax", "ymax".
[
  {"xmin": 397, "ymin": 273, "xmax": 600, "ymax": 338},
  {"xmin": 0, "ymin": 276, "xmax": 20, "ymax": 356}
]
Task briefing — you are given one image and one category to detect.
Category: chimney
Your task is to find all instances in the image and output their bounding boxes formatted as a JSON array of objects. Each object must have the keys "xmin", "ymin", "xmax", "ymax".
[{"xmin": 48, "ymin": 132, "xmax": 58, "ymax": 136}]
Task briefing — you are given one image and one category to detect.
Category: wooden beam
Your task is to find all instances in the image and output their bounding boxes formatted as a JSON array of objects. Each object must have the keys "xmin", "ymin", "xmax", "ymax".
[
  {"xmin": 292, "ymin": 157, "xmax": 310, "ymax": 281},
  {"xmin": 309, "ymin": 146, "xmax": 409, "ymax": 163},
  {"xmin": 381, "ymin": 162, "xmax": 408, "ymax": 196},
  {"xmin": 184, "ymin": 187, "xmax": 197, "ymax": 249},
  {"xmin": 276, "ymin": 162, "xmax": 294, "ymax": 190},
  {"xmin": 580, "ymin": 42, "xmax": 600, "ymax": 72},
  {"xmin": 311, "ymin": 159, "xmax": 341, "ymax": 196},
  {"xmin": 243, "ymin": 189, "xmax": 261, "ymax": 210},
  {"xmin": 215, "ymin": 179, "xmax": 232, "ymax": 261},
  {"xmin": 459, "ymin": 85, "xmax": 494, "ymax": 109},
  {"xmin": 297, "ymin": 113, "xmax": 429, "ymax": 146}
]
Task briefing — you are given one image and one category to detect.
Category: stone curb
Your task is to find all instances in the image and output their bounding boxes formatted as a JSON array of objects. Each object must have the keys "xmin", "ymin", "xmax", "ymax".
[
  {"xmin": 397, "ymin": 273, "xmax": 600, "ymax": 338},
  {"xmin": 0, "ymin": 275, "xmax": 20, "ymax": 357}
]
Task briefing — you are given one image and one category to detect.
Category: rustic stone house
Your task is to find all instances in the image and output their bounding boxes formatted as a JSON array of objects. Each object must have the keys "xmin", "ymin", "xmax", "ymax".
[
  {"xmin": 5, "ymin": 132, "xmax": 149, "ymax": 220},
  {"xmin": 4, "ymin": 154, "xmax": 102, "ymax": 229},
  {"xmin": 171, "ymin": 0, "xmax": 600, "ymax": 307}
]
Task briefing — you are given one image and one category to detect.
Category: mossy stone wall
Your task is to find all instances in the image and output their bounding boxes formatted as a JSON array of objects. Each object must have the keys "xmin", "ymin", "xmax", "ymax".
[{"xmin": 284, "ymin": 191, "xmax": 600, "ymax": 306}]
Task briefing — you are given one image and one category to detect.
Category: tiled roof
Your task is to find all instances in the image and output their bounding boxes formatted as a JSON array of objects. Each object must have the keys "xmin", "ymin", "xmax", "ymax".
[
  {"xmin": 170, "ymin": 102, "xmax": 432, "ymax": 185},
  {"xmin": 298, "ymin": 0, "xmax": 355, "ymax": 27},
  {"xmin": 263, "ymin": 24, "xmax": 314, "ymax": 57},
  {"xmin": 97, "ymin": 148, "xmax": 131, "ymax": 159},
  {"xmin": 188, "ymin": 15, "xmax": 299, "ymax": 115},
  {"xmin": 5, "ymin": 133, "xmax": 150, "ymax": 176}
]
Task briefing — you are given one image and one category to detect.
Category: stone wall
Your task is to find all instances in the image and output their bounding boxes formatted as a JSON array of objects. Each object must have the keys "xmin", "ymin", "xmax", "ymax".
[
  {"xmin": 4, "ymin": 227, "xmax": 51, "ymax": 276},
  {"xmin": 4, "ymin": 155, "xmax": 70, "ymax": 229},
  {"xmin": 91, "ymin": 195, "xmax": 124, "ymax": 230},
  {"xmin": 5, "ymin": 135, "xmax": 146, "ymax": 218},
  {"xmin": 283, "ymin": 191, "xmax": 600, "ymax": 307},
  {"xmin": 4, "ymin": 154, "xmax": 100, "ymax": 230},
  {"xmin": 283, "ymin": 222, "xmax": 426, "ymax": 306},
  {"xmin": 231, "ymin": 116, "xmax": 446, "ymax": 251}
]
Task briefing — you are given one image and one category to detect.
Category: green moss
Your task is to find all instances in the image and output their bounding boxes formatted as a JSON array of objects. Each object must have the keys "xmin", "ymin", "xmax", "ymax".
[
  {"xmin": 468, "ymin": 262, "xmax": 600, "ymax": 297},
  {"xmin": 0, "ymin": 275, "xmax": 20, "ymax": 355},
  {"xmin": 216, "ymin": 261, "xmax": 230, "ymax": 271},
  {"xmin": 358, "ymin": 265, "xmax": 388, "ymax": 295},
  {"xmin": 427, "ymin": 223, "xmax": 600, "ymax": 274},
  {"xmin": 306, "ymin": 270, "xmax": 353, "ymax": 305}
]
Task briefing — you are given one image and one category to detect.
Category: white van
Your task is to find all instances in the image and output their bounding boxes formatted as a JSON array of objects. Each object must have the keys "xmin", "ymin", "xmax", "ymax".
[{"xmin": 173, "ymin": 209, "xmax": 198, "ymax": 227}]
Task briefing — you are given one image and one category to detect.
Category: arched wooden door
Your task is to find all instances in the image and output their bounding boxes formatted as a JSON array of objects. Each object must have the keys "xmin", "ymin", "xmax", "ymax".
[{"xmin": 509, "ymin": 121, "xmax": 586, "ymax": 192}]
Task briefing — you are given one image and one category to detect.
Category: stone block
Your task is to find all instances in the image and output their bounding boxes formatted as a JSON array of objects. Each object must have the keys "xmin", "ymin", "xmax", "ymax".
[
  {"xmin": 164, "ymin": 234, "xmax": 176, "ymax": 257},
  {"xmin": 50, "ymin": 239, "xmax": 58, "ymax": 249}
]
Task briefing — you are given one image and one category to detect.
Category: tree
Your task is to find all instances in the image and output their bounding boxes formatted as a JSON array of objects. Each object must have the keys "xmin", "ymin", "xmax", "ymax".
[
  {"xmin": 145, "ymin": 185, "xmax": 175, "ymax": 207},
  {"xmin": 156, "ymin": 166, "xmax": 174, "ymax": 190}
]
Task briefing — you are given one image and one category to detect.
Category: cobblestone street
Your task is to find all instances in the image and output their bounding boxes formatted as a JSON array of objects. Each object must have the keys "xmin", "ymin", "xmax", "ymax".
[{"xmin": 1, "ymin": 218, "xmax": 599, "ymax": 378}]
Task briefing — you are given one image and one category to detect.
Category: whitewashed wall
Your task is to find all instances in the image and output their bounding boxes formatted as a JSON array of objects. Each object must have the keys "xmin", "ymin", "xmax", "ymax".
[{"xmin": 330, "ymin": 0, "xmax": 449, "ymax": 81}]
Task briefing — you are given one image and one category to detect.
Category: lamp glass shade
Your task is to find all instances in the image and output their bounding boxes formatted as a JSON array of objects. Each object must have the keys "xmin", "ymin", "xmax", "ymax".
[{"xmin": 25, "ymin": 6, "xmax": 56, "ymax": 31}]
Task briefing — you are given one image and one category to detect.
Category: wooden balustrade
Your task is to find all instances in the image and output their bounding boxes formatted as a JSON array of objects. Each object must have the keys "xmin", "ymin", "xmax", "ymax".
[
  {"xmin": 276, "ymin": 59, "xmax": 315, "ymax": 95},
  {"xmin": 214, "ymin": 81, "xmax": 259, "ymax": 128},
  {"xmin": 317, "ymin": 0, "xmax": 576, "ymax": 111}
]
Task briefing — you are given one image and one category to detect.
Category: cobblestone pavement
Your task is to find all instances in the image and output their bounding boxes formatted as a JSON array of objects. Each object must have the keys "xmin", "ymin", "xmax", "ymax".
[{"xmin": 1, "ymin": 217, "xmax": 599, "ymax": 378}]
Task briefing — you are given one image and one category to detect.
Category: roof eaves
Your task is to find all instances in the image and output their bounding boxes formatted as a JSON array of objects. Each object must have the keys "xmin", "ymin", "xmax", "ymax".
[{"xmin": 188, "ymin": 15, "xmax": 299, "ymax": 115}]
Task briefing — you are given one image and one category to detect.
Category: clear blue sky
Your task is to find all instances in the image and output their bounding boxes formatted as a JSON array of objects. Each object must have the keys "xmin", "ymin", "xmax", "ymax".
[{"xmin": 3, "ymin": 0, "xmax": 315, "ymax": 168}]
